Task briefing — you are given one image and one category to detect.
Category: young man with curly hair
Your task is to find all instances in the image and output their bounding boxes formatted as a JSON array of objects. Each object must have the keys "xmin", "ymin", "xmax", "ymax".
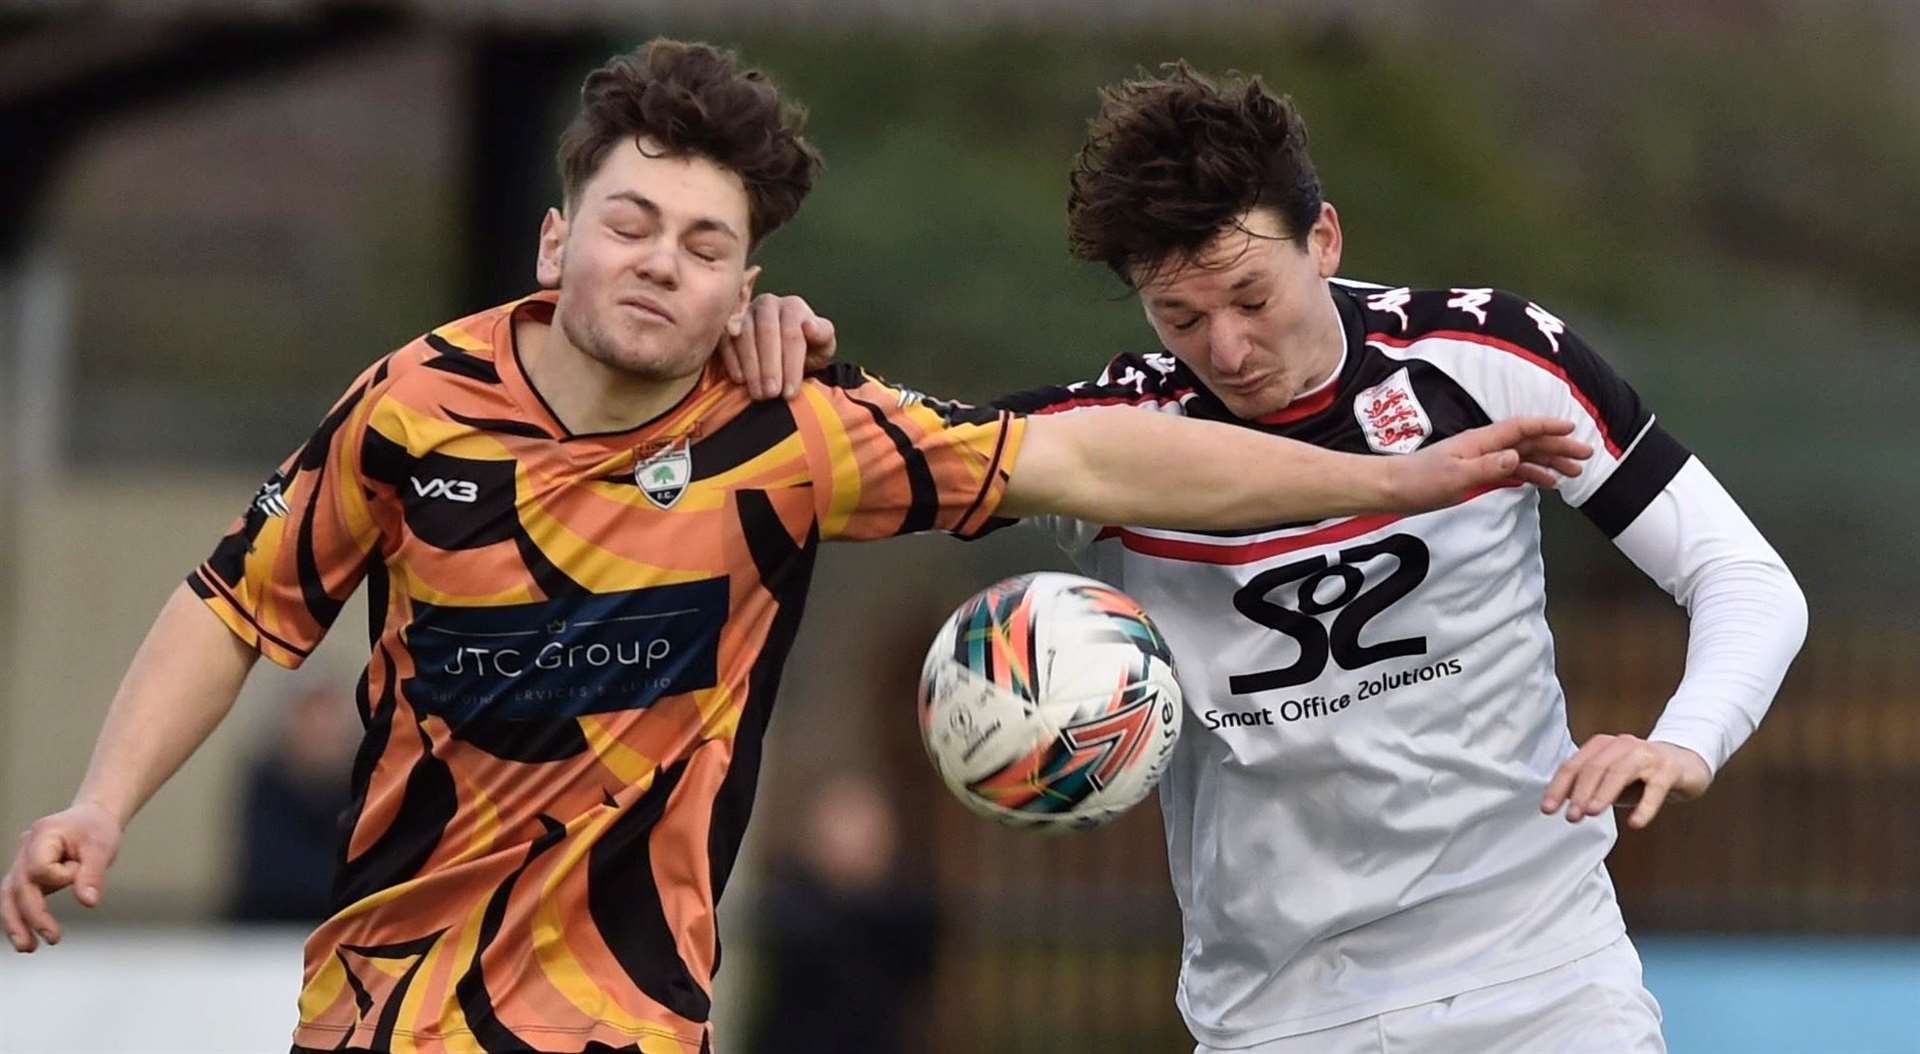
[
  {"xmin": 0, "ymin": 42, "xmax": 1589, "ymax": 1054},
  {"xmin": 744, "ymin": 62, "xmax": 1806, "ymax": 1054}
]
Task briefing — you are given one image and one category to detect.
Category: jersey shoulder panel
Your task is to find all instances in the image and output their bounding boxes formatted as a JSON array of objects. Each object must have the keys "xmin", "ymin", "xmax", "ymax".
[
  {"xmin": 1345, "ymin": 281, "xmax": 1690, "ymax": 521},
  {"xmin": 1349, "ymin": 285, "xmax": 1570, "ymax": 360},
  {"xmin": 990, "ymin": 350, "xmax": 1196, "ymax": 415},
  {"xmin": 1354, "ymin": 286, "xmax": 1640, "ymax": 443},
  {"xmin": 377, "ymin": 313, "xmax": 512, "ymax": 406}
]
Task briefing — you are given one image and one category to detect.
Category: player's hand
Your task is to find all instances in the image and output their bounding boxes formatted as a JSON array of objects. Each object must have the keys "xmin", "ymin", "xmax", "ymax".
[
  {"xmin": 720, "ymin": 293, "xmax": 838, "ymax": 400},
  {"xmin": 1386, "ymin": 416, "xmax": 1591, "ymax": 512},
  {"xmin": 1542, "ymin": 734, "xmax": 1713, "ymax": 830},
  {"xmin": 2, "ymin": 801, "xmax": 121, "ymax": 952}
]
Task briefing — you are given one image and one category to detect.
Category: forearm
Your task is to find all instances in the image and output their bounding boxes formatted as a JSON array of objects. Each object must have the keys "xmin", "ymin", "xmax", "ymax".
[
  {"xmin": 1614, "ymin": 459, "xmax": 1807, "ymax": 774},
  {"xmin": 71, "ymin": 583, "xmax": 260, "ymax": 827},
  {"xmin": 1000, "ymin": 408, "xmax": 1392, "ymax": 527}
]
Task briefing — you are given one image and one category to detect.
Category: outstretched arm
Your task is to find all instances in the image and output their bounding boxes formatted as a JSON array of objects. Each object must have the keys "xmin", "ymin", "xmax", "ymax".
[
  {"xmin": 997, "ymin": 405, "xmax": 1588, "ymax": 527},
  {"xmin": 726, "ymin": 293, "xmax": 1590, "ymax": 525},
  {"xmin": 2, "ymin": 585, "xmax": 258, "ymax": 952}
]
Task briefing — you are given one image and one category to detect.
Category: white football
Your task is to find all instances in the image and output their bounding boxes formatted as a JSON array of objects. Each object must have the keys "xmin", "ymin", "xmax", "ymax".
[{"xmin": 918, "ymin": 572, "xmax": 1182, "ymax": 831}]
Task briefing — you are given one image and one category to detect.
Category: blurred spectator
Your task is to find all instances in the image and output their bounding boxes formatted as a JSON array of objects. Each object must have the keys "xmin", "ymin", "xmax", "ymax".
[
  {"xmin": 226, "ymin": 679, "xmax": 359, "ymax": 923},
  {"xmin": 744, "ymin": 774, "xmax": 941, "ymax": 1054}
]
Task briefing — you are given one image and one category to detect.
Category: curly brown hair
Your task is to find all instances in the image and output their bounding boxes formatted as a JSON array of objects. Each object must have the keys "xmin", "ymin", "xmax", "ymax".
[
  {"xmin": 557, "ymin": 39, "xmax": 822, "ymax": 249},
  {"xmin": 1067, "ymin": 62, "xmax": 1322, "ymax": 288}
]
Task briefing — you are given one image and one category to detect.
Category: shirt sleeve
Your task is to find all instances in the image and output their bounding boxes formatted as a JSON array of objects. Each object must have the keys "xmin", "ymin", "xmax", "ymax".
[
  {"xmin": 794, "ymin": 364, "xmax": 1027, "ymax": 542},
  {"xmin": 1613, "ymin": 457, "xmax": 1808, "ymax": 775},
  {"xmin": 1395, "ymin": 291, "xmax": 1692, "ymax": 529},
  {"xmin": 186, "ymin": 358, "xmax": 389, "ymax": 668}
]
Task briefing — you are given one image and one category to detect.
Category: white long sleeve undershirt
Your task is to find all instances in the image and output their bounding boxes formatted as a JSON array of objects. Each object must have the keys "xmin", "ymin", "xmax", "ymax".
[{"xmin": 1611, "ymin": 457, "xmax": 1808, "ymax": 775}]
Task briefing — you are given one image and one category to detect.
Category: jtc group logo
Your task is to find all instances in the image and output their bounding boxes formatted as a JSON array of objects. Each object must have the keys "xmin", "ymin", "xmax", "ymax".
[{"xmin": 401, "ymin": 578, "xmax": 730, "ymax": 726}]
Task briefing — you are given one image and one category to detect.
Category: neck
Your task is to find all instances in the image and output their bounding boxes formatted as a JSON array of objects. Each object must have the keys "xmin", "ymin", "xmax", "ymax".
[
  {"xmin": 1300, "ymin": 287, "xmax": 1346, "ymax": 392},
  {"xmin": 515, "ymin": 315, "xmax": 702, "ymax": 434},
  {"xmin": 1267, "ymin": 286, "xmax": 1344, "ymax": 413}
]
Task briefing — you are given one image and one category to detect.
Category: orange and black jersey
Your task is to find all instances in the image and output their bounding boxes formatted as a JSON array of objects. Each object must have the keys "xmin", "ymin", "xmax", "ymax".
[{"xmin": 189, "ymin": 290, "xmax": 1023, "ymax": 1054}]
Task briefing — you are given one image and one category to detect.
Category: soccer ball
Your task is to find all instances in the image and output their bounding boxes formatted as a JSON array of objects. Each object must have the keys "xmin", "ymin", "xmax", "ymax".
[{"xmin": 918, "ymin": 572, "xmax": 1183, "ymax": 831}]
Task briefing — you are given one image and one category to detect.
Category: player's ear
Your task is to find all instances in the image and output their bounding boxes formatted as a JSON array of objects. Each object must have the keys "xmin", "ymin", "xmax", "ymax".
[
  {"xmin": 536, "ymin": 207, "xmax": 567, "ymax": 289},
  {"xmin": 727, "ymin": 263, "xmax": 762, "ymax": 337},
  {"xmin": 1311, "ymin": 202, "xmax": 1342, "ymax": 279}
]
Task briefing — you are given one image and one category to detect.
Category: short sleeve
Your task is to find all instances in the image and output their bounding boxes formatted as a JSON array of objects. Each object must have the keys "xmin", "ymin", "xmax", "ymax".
[
  {"xmin": 794, "ymin": 364, "xmax": 1026, "ymax": 542},
  {"xmin": 1371, "ymin": 290, "xmax": 1692, "ymax": 535},
  {"xmin": 1484, "ymin": 296, "xmax": 1693, "ymax": 534},
  {"xmin": 187, "ymin": 358, "xmax": 389, "ymax": 667}
]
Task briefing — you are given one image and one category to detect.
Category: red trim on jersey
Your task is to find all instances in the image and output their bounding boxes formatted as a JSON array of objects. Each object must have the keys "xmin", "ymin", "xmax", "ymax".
[
  {"xmin": 1255, "ymin": 381, "xmax": 1338, "ymax": 424},
  {"xmin": 1030, "ymin": 389, "xmax": 1195, "ymax": 415},
  {"xmin": 1095, "ymin": 483, "xmax": 1518, "ymax": 565},
  {"xmin": 1365, "ymin": 330, "xmax": 1624, "ymax": 457}
]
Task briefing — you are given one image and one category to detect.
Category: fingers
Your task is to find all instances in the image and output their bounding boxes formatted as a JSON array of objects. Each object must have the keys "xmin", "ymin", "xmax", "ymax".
[
  {"xmin": 1542, "ymin": 736, "xmax": 1607, "ymax": 815},
  {"xmin": 718, "ymin": 325, "xmax": 747, "ymax": 386},
  {"xmin": 1514, "ymin": 436, "xmax": 1592, "ymax": 473},
  {"xmin": 778, "ymin": 303, "xmax": 806, "ymax": 400},
  {"xmin": 2, "ymin": 864, "xmax": 31, "ymax": 952},
  {"xmin": 14, "ymin": 874, "xmax": 59, "ymax": 948},
  {"xmin": 1561, "ymin": 736, "xmax": 1638, "ymax": 821},
  {"xmin": 751, "ymin": 296, "xmax": 784, "ymax": 401},
  {"xmin": 74, "ymin": 835, "xmax": 113, "ymax": 908},
  {"xmin": 800, "ymin": 316, "xmax": 837, "ymax": 371},
  {"xmin": 1512, "ymin": 464, "xmax": 1560, "ymax": 490},
  {"xmin": 1545, "ymin": 733, "xmax": 1682, "ymax": 827},
  {"xmin": 780, "ymin": 321, "xmax": 804, "ymax": 400},
  {"xmin": 1584, "ymin": 746, "xmax": 1655, "ymax": 820},
  {"xmin": 1500, "ymin": 433, "xmax": 1592, "ymax": 490},
  {"xmin": 17, "ymin": 830, "xmax": 73, "ymax": 947},
  {"xmin": 1515, "ymin": 433, "xmax": 1592, "ymax": 457},
  {"xmin": 1535, "ymin": 456, "xmax": 1587, "ymax": 478},
  {"xmin": 1484, "ymin": 450, "xmax": 1520, "ymax": 478},
  {"xmin": 1465, "ymin": 416, "xmax": 1577, "ymax": 453},
  {"xmin": 1626, "ymin": 768, "xmax": 1678, "ymax": 829}
]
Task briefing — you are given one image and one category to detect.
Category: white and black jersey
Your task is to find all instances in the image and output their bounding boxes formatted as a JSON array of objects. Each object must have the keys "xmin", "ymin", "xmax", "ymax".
[{"xmin": 985, "ymin": 280, "xmax": 1803, "ymax": 1046}]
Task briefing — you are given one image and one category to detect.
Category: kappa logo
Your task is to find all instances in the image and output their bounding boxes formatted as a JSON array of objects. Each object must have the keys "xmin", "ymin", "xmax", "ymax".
[
  {"xmin": 410, "ymin": 476, "xmax": 479, "ymax": 503},
  {"xmin": 250, "ymin": 472, "xmax": 291, "ymax": 518},
  {"xmin": 1525, "ymin": 302, "xmax": 1566, "ymax": 353},
  {"xmin": 1354, "ymin": 368, "xmax": 1432, "ymax": 454},
  {"xmin": 1447, "ymin": 287, "xmax": 1493, "ymax": 326},
  {"xmin": 1366, "ymin": 287, "xmax": 1413, "ymax": 331},
  {"xmin": 635, "ymin": 438, "xmax": 692, "ymax": 509}
]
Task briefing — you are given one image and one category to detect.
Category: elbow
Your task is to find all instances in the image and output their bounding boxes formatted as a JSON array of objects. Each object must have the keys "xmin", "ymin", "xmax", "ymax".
[
  {"xmin": 1778, "ymin": 565, "xmax": 1810, "ymax": 655},
  {"xmin": 1725, "ymin": 553, "xmax": 1810, "ymax": 652}
]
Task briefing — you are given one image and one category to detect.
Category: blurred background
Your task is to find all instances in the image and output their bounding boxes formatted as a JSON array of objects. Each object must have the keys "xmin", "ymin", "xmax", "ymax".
[{"xmin": 2, "ymin": 1, "xmax": 1917, "ymax": 1051}]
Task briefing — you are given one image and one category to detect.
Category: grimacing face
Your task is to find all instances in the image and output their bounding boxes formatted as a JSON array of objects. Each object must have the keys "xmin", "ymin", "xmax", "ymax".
[
  {"xmin": 536, "ymin": 136, "xmax": 759, "ymax": 382},
  {"xmin": 1136, "ymin": 205, "xmax": 1346, "ymax": 420}
]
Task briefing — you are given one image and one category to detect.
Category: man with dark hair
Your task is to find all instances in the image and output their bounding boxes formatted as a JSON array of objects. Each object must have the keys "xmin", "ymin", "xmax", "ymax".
[
  {"xmin": 739, "ymin": 61, "xmax": 1806, "ymax": 1054},
  {"xmin": 0, "ymin": 41, "xmax": 1587, "ymax": 1054}
]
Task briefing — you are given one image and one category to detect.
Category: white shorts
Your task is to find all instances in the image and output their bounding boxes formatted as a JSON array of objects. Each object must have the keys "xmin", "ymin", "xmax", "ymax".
[{"xmin": 1195, "ymin": 936, "xmax": 1665, "ymax": 1054}]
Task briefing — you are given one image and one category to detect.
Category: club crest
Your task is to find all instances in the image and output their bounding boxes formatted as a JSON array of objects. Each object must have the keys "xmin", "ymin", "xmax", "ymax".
[
  {"xmin": 634, "ymin": 438, "xmax": 692, "ymax": 509},
  {"xmin": 1354, "ymin": 368, "xmax": 1432, "ymax": 454}
]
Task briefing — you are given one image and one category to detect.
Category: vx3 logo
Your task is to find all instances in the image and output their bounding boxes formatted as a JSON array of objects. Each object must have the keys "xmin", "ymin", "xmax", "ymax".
[{"xmin": 410, "ymin": 476, "xmax": 479, "ymax": 503}]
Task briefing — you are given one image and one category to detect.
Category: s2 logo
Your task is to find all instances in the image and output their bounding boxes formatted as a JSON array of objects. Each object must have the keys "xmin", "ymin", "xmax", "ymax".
[{"xmin": 1229, "ymin": 534, "xmax": 1430, "ymax": 694}]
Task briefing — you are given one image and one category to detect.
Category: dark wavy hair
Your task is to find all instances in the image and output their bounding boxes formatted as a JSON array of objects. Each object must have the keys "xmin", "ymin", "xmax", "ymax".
[
  {"xmin": 557, "ymin": 39, "xmax": 821, "ymax": 249},
  {"xmin": 1067, "ymin": 62, "xmax": 1322, "ymax": 288}
]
